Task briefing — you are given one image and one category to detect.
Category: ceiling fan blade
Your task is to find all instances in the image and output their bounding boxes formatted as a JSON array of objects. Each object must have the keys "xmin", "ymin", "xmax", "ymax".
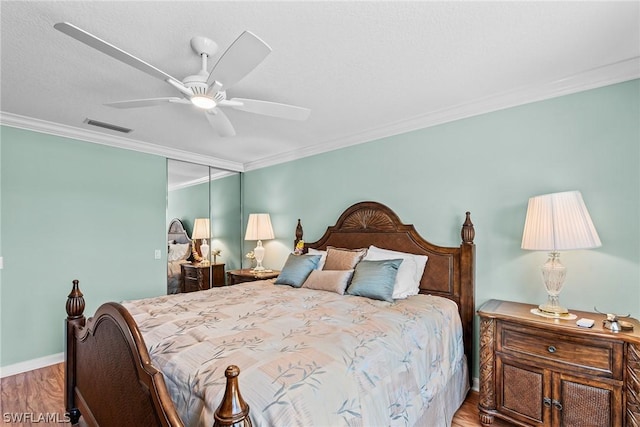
[
  {"xmin": 205, "ymin": 108, "xmax": 236, "ymax": 137},
  {"xmin": 228, "ymin": 98, "xmax": 311, "ymax": 121},
  {"xmin": 105, "ymin": 97, "xmax": 189, "ymax": 109},
  {"xmin": 207, "ymin": 31, "xmax": 271, "ymax": 89},
  {"xmin": 54, "ymin": 22, "xmax": 187, "ymax": 90}
]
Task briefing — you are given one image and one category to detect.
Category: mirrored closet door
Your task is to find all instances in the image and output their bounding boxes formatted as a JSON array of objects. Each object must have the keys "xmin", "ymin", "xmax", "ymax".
[{"xmin": 167, "ymin": 159, "xmax": 242, "ymax": 294}]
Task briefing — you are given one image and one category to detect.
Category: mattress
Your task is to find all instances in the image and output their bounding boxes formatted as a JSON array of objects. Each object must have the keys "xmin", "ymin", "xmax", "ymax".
[{"xmin": 123, "ymin": 281, "xmax": 469, "ymax": 426}]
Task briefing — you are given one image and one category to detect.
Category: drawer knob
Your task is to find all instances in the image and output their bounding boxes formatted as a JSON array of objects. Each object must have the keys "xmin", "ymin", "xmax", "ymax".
[{"xmin": 547, "ymin": 345, "xmax": 556, "ymax": 353}]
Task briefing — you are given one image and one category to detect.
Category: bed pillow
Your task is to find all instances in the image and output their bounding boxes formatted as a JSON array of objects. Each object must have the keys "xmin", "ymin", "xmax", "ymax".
[
  {"xmin": 323, "ymin": 247, "xmax": 367, "ymax": 270},
  {"xmin": 346, "ymin": 259, "xmax": 403, "ymax": 302},
  {"xmin": 364, "ymin": 246, "xmax": 428, "ymax": 299},
  {"xmin": 307, "ymin": 248, "xmax": 327, "ymax": 270},
  {"xmin": 274, "ymin": 254, "xmax": 321, "ymax": 288},
  {"xmin": 302, "ymin": 269, "xmax": 354, "ymax": 294},
  {"xmin": 168, "ymin": 243, "xmax": 190, "ymax": 262}
]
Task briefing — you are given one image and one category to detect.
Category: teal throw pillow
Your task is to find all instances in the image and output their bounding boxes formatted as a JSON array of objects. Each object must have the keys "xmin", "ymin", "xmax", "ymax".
[
  {"xmin": 275, "ymin": 254, "xmax": 321, "ymax": 288},
  {"xmin": 346, "ymin": 259, "xmax": 403, "ymax": 302}
]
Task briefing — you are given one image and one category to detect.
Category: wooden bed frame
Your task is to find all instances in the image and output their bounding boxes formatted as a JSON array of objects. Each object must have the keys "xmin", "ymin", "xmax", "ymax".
[
  {"xmin": 64, "ymin": 201, "xmax": 475, "ymax": 426},
  {"xmin": 167, "ymin": 218, "xmax": 191, "ymax": 245},
  {"xmin": 168, "ymin": 218, "xmax": 203, "ymax": 262}
]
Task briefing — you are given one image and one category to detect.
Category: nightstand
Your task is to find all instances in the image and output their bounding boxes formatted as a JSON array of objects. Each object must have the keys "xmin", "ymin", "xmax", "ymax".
[
  {"xmin": 226, "ymin": 268, "xmax": 280, "ymax": 285},
  {"xmin": 180, "ymin": 263, "xmax": 225, "ymax": 293},
  {"xmin": 477, "ymin": 299, "xmax": 640, "ymax": 426}
]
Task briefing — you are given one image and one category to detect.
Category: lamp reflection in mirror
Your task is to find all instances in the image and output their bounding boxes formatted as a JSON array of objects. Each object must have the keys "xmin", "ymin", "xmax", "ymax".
[
  {"xmin": 521, "ymin": 191, "xmax": 601, "ymax": 316},
  {"xmin": 244, "ymin": 213, "xmax": 275, "ymax": 271},
  {"xmin": 192, "ymin": 218, "xmax": 211, "ymax": 265}
]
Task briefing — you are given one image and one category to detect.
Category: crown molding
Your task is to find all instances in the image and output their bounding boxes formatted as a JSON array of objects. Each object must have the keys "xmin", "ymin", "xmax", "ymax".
[
  {"xmin": 2, "ymin": 57, "xmax": 637, "ymax": 174},
  {"xmin": 168, "ymin": 169, "xmax": 237, "ymax": 191},
  {"xmin": 0, "ymin": 112, "xmax": 244, "ymax": 172},
  {"xmin": 243, "ymin": 57, "xmax": 640, "ymax": 171}
]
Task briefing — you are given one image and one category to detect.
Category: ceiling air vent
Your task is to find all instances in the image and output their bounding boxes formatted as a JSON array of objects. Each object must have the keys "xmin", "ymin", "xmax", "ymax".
[{"xmin": 84, "ymin": 118, "xmax": 132, "ymax": 134}]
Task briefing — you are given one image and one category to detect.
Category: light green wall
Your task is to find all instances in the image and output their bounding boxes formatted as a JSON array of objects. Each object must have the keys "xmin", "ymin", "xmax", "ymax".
[
  {"xmin": 211, "ymin": 173, "xmax": 242, "ymax": 271},
  {"xmin": 1, "ymin": 80, "xmax": 637, "ymax": 373},
  {"xmin": 244, "ymin": 80, "xmax": 640, "ymax": 376},
  {"xmin": 167, "ymin": 173, "xmax": 243, "ymax": 272},
  {"xmin": 0, "ymin": 134, "xmax": 3, "ymax": 365},
  {"xmin": 167, "ymin": 179, "xmax": 210, "ymax": 237},
  {"xmin": 0, "ymin": 126, "xmax": 167, "ymax": 366}
]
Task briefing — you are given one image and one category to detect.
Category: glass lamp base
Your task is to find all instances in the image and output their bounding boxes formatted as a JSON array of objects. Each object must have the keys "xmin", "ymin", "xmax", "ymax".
[
  {"xmin": 538, "ymin": 303, "xmax": 569, "ymax": 315},
  {"xmin": 253, "ymin": 240, "xmax": 266, "ymax": 271},
  {"xmin": 539, "ymin": 252, "xmax": 569, "ymax": 315},
  {"xmin": 200, "ymin": 239, "xmax": 210, "ymax": 265}
]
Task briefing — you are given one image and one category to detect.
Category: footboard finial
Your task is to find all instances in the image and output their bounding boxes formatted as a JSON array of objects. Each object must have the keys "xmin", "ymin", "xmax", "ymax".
[
  {"xmin": 214, "ymin": 365, "xmax": 251, "ymax": 427},
  {"xmin": 66, "ymin": 279, "xmax": 85, "ymax": 319},
  {"xmin": 461, "ymin": 212, "xmax": 475, "ymax": 244},
  {"xmin": 65, "ymin": 280, "xmax": 86, "ymax": 424}
]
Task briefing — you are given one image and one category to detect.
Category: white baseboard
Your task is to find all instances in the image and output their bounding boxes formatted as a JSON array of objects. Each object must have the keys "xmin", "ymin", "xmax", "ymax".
[
  {"xmin": 0, "ymin": 353, "xmax": 64, "ymax": 378},
  {"xmin": 472, "ymin": 376, "xmax": 479, "ymax": 392}
]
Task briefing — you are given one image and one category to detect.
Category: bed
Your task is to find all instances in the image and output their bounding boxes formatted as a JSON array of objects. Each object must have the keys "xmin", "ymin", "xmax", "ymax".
[
  {"xmin": 64, "ymin": 201, "xmax": 475, "ymax": 426},
  {"xmin": 167, "ymin": 218, "xmax": 193, "ymax": 294}
]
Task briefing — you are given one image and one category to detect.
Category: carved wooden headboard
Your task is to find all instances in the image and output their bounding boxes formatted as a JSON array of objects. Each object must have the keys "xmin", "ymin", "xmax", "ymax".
[
  {"xmin": 296, "ymin": 201, "xmax": 476, "ymax": 380},
  {"xmin": 168, "ymin": 218, "xmax": 191, "ymax": 245}
]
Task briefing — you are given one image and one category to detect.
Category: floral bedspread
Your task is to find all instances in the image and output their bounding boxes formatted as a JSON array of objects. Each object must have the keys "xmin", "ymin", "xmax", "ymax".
[{"xmin": 123, "ymin": 281, "xmax": 466, "ymax": 427}]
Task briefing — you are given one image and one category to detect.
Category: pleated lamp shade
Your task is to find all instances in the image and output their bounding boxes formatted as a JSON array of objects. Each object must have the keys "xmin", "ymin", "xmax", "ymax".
[
  {"xmin": 244, "ymin": 214, "xmax": 275, "ymax": 241},
  {"xmin": 521, "ymin": 191, "xmax": 601, "ymax": 251},
  {"xmin": 192, "ymin": 218, "xmax": 211, "ymax": 241}
]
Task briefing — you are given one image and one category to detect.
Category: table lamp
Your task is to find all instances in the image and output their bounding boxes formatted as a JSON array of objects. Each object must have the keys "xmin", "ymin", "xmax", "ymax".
[
  {"xmin": 244, "ymin": 213, "xmax": 275, "ymax": 271},
  {"xmin": 521, "ymin": 191, "xmax": 601, "ymax": 316},
  {"xmin": 192, "ymin": 218, "xmax": 211, "ymax": 264}
]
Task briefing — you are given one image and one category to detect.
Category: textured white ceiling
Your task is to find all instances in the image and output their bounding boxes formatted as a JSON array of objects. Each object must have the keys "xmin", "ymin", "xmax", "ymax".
[{"xmin": 1, "ymin": 1, "xmax": 639, "ymax": 182}]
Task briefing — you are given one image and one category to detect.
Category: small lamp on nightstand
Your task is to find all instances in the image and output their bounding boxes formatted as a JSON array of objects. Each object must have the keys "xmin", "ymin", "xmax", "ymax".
[
  {"xmin": 244, "ymin": 213, "xmax": 275, "ymax": 272},
  {"xmin": 521, "ymin": 191, "xmax": 601, "ymax": 316},
  {"xmin": 192, "ymin": 218, "xmax": 211, "ymax": 265}
]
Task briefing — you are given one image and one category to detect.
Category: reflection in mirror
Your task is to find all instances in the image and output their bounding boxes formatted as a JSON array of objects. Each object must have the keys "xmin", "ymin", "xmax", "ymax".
[
  {"xmin": 167, "ymin": 159, "xmax": 242, "ymax": 295},
  {"xmin": 210, "ymin": 169, "xmax": 242, "ymax": 273},
  {"xmin": 167, "ymin": 159, "xmax": 210, "ymax": 294}
]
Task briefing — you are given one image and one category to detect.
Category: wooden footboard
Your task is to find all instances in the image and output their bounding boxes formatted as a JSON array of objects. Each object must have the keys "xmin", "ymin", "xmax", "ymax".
[{"xmin": 64, "ymin": 280, "xmax": 251, "ymax": 426}]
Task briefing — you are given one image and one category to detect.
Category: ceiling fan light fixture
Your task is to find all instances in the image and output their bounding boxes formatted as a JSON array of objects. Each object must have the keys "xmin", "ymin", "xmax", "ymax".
[{"xmin": 191, "ymin": 95, "xmax": 217, "ymax": 110}]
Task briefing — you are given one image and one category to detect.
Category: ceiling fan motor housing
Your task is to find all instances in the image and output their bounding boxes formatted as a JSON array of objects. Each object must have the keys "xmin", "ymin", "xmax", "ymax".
[{"xmin": 183, "ymin": 72, "xmax": 209, "ymax": 95}]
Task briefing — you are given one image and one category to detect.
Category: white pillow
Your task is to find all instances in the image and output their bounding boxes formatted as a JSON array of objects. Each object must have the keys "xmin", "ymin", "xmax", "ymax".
[
  {"xmin": 364, "ymin": 246, "xmax": 428, "ymax": 299},
  {"xmin": 168, "ymin": 243, "xmax": 190, "ymax": 262},
  {"xmin": 307, "ymin": 248, "xmax": 327, "ymax": 270}
]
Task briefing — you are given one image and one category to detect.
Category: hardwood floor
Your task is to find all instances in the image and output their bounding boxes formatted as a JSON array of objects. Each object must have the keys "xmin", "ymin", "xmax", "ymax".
[
  {"xmin": 1, "ymin": 363, "xmax": 514, "ymax": 426},
  {"xmin": 451, "ymin": 391, "xmax": 514, "ymax": 427},
  {"xmin": 1, "ymin": 364, "xmax": 68, "ymax": 425}
]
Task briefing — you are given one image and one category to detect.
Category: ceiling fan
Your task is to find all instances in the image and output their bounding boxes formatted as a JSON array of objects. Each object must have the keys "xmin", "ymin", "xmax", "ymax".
[{"xmin": 54, "ymin": 22, "xmax": 310, "ymax": 137}]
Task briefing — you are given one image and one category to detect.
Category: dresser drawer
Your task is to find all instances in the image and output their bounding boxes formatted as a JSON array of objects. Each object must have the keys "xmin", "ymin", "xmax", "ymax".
[
  {"xmin": 497, "ymin": 322, "xmax": 623, "ymax": 379},
  {"xmin": 183, "ymin": 278, "xmax": 199, "ymax": 293},
  {"xmin": 180, "ymin": 264, "xmax": 210, "ymax": 293},
  {"xmin": 183, "ymin": 267, "xmax": 199, "ymax": 279}
]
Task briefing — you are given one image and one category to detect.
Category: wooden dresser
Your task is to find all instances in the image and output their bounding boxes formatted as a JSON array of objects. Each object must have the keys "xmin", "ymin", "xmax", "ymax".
[
  {"xmin": 477, "ymin": 299, "xmax": 640, "ymax": 427},
  {"xmin": 180, "ymin": 263, "xmax": 225, "ymax": 293}
]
